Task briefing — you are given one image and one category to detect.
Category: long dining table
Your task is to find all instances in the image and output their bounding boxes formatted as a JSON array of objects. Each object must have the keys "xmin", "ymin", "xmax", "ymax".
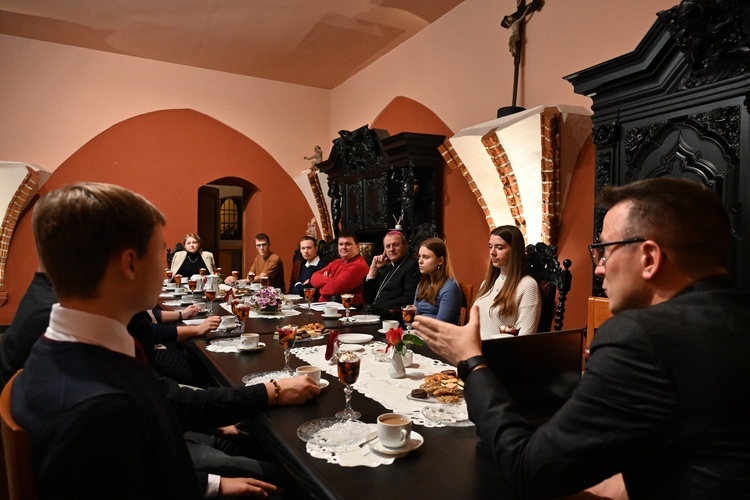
[{"xmin": 184, "ymin": 298, "xmax": 519, "ymax": 500}]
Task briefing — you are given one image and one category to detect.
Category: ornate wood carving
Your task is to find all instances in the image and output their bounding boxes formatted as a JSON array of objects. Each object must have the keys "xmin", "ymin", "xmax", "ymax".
[
  {"xmin": 566, "ymin": 0, "xmax": 750, "ymax": 295},
  {"xmin": 657, "ymin": 0, "xmax": 750, "ymax": 89},
  {"xmin": 317, "ymin": 126, "xmax": 445, "ymax": 248}
]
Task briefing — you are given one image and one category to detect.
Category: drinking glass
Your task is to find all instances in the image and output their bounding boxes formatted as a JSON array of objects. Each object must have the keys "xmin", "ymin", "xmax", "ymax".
[
  {"xmin": 204, "ymin": 288, "xmax": 217, "ymax": 312},
  {"xmin": 247, "ymin": 271, "xmax": 255, "ymax": 284},
  {"xmin": 341, "ymin": 294, "xmax": 354, "ymax": 323},
  {"xmin": 401, "ymin": 304, "xmax": 417, "ymax": 331},
  {"xmin": 187, "ymin": 278, "xmax": 197, "ymax": 295},
  {"xmin": 260, "ymin": 275, "xmax": 270, "ymax": 288},
  {"xmin": 199, "ymin": 268, "xmax": 207, "ymax": 276},
  {"xmin": 335, "ymin": 352, "xmax": 361, "ymax": 420},
  {"xmin": 303, "ymin": 287, "xmax": 315, "ymax": 314},
  {"xmin": 277, "ymin": 325, "xmax": 297, "ymax": 374},
  {"xmin": 174, "ymin": 274, "xmax": 182, "ymax": 287},
  {"xmin": 231, "ymin": 270, "xmax": 240, "ymax": 282},
  {"xmin": 235, "ymin": 302, "xmax": 250, "ymax": 333},
  {"xmin": 230, "ymin": 300, "xmax": 243, "ymax": 333},
  {"xmin": 165, "ymin": 268, "xmax": 172, "ymax": 280}
]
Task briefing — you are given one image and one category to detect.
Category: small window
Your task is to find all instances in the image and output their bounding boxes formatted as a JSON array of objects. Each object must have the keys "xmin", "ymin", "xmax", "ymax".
[{"xmin": 220, "ymin": 197, "xmax": 242, "ymax": 240}]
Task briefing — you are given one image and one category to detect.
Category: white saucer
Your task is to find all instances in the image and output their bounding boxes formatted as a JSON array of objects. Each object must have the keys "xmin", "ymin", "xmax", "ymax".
[
  {"xmin": 338, "ymin": 344, "xmax": 364, "ymax": 353},
  {"xmin": 318, "ymin": 379, "xmax": 330, "ymax": 389},
  {"xmin": 369, "ymin": 431, "xmax": 424, "ymax": 456},
  {"xmin": 377, "ymin": 328, "xmax": 397, "ymax": 334},
  {"xmin": 337, "ymin": 333, "xmax": 373, "ymax": 344},
  {"xmin": 237, "ymin": 342, "xmax": 265, "ymax": 352},
  {"xmin": 321, "ymin": 314, "xmax": 341, "ymax": 319}
]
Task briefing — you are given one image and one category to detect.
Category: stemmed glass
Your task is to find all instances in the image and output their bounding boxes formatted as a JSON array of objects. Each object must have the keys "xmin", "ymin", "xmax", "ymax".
[
  {"xmin": 187, "ymin": 278, "xmax": 197, "ymax": 296},
  {"xmin": 303, "ymin": 287, "xmax": 315, "ymax": 314},
  {"xmin": 204, "ymin": 288, "xmax": 217, "ymax": 313},
  {"xmin": 174, "ymin": 274, "xmax": 182, "ymax": 288},
  {"xmin": 165, "ymin": 268, "xmax": 173, "ymax": 281},
  {"xmin": 234, "ymin": 302, "xmax": 250, "ymax": 333},
  {"xmin": 335, "ymin": 352, "xmax": 361, "ymax": 420},
  {"xmin": 277, "ymin": 325, "xmax": 297, "ymax": 375},
  {"xmin": 401, "ymin": 304, "xmax": 417, "ymax": 331},
  {"xmin": 341, "ymin": 294, "xmax": 354, "ymax": 323},
  {"xmin": 260, "ymin": 275, "xmax": 270, "ymax": 288}
]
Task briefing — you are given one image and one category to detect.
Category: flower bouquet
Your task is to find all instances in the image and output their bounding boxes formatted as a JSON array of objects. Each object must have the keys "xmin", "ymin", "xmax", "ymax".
[{"xmin": 249, "ymin": 286, "xmax": 284, "ymax": 314}]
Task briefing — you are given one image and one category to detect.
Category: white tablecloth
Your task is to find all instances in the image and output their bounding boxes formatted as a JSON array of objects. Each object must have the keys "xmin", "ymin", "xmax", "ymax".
[{"xmin": 291, "ymin": 342, "xmax": 463, "ymax": 428}]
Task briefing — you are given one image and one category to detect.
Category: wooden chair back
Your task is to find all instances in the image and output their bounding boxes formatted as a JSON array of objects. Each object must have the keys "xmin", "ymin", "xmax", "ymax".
[
  {"xmin": 0, "ymin": 370, "xmax": 37, "ymax": 500},
  {"xmin": 525, "ymin": 243, "xmax": 572, "ymax": 331},
  {"xmin": 586, "ymin": 297, "xmax": 613, "ymax": 348},
  {"xmin": 458, "ymin": 283, "xmax": 474, "ymax": 326}
]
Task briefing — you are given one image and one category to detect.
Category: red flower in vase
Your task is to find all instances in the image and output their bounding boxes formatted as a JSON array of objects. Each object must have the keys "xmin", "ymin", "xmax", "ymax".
[{"xmin": 385, "ymin": 327, "xmax": 423, "ymax": 356}]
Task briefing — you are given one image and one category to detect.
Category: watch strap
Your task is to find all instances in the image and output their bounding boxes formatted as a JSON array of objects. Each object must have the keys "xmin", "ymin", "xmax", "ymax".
[{"xmin": 458, "ymin": 355, "xmax": 486, "ymax": 380}]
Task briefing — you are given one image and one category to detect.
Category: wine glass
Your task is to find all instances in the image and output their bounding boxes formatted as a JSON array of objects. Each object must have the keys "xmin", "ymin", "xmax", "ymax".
[
  {"xmin": 277, "ymin": 325, "xmax": 297, "ymax": 374},
  {"xmin": 174, "ymin": 274, "xmax": 182, "ymax": 287},
  {"xmin": 230, "ymin": 300, "xmax": 243, "ymax": 333},
  {"xmin": 303, "ymin": 287, "xmax": 315, "ymax": 314},
  {"xmin": 401, "ymin": 304, "xmax": 417, "ymax": 331},
  {"xmin": 247, "ymin": 271, "xmax": 255, "ymax": 284},
  {"xmin": 187, "ymin": 278, "xmax": 197, "ymax": 296},
  {"xmin": 165, "ymin": 268, "xmax": 172, "ymax": 280},
  {"xmin": 199, "ymin": 268, "xmax": 207, "ymax": 276},
  {"xmin": 235, "ymin": 302, "xmax": 250, "ymax": 333},
  {"xmin": 260, "ymin": 275, "xmax": 270, "ymax": 288},
  {"xmin": 335, "ymin": 352, "xmax": 361, "ymax": 420},
  {"xmin": 231, "ymin": 270, "xmax": 240, "ymax": 283},
  {"xmin": 204, "ymin": 288, "xmax": 217, "ymax": 312},
  {"xmin": 341, "ymin": 294, "xmax": 354, "ymax": 323}
]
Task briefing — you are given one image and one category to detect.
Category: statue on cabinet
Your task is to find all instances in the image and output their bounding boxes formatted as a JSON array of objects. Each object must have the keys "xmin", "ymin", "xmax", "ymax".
[{"xmin": 304, "ymin": 145, "xmax": 323, "ymax": 168}]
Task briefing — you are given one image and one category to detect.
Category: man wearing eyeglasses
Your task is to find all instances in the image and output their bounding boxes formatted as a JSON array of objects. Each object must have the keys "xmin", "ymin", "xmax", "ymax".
[
  {"xmin": 413, "ymin": 177, "xmax": 750, "ymax": 497},
  {"xmin": 225, "ymin": 233, "xmax": 285, "ymax": 292}
]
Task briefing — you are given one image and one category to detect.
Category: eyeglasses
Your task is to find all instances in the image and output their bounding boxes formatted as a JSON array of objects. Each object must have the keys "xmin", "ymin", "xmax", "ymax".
[{"xmin": 588, "ymin": 238, "xmax": 646, "ymax": 266}]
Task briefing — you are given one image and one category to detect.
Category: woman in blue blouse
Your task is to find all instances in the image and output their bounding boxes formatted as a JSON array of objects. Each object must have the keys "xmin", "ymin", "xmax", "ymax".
[{"xmin": 413, "ymin": 238, "xmax": 462, "ymax": 325}]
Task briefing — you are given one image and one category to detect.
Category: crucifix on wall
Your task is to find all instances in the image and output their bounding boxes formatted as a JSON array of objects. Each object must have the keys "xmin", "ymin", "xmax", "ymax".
[{"xmin": 498, "ymin": 0, "xmax": 543, "ymax": 118}]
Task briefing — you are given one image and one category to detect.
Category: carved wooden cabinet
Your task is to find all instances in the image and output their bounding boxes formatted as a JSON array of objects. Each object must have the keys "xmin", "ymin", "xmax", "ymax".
[
  {"xmin": 317, "ymin": 125, "xmax": 445, "ymax": 251},
  {"xmin": 566, "ymin": 0, "xmax": 750, "ymax": 294}
]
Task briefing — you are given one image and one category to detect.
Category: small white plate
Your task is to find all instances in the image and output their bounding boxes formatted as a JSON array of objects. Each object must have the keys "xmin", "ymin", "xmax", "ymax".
[
  {"xmin": 338, "ymin": 344, "xmax": 364, "ymax": 353},
  {"xmin": 321, "ymin": 314, "xmax": 341, "ymax": 319},
  {"xmin": 369, "ymin": 431, "xmax": 424, "ymax": 456},
  {"xmin": 318, "ymin": 379, "xmax": 330, "ymax": 389},
  {"xmin": 283, "ymin": 294, "xmax": 302, "ymax": 301},
  {"xmin": 237, "ymin": 342, "xmax": 265, "ymax": 352},
  {"xmin": 350, "ymin": 314, "xmax": 380, "ymax": 324},
  {"xmin": 159, "ymin": 292, "xmax": 175, "ymax": 298},
  {"xmin": 337, "ymin": 333, "xmax": 373, "ymax": 344}
]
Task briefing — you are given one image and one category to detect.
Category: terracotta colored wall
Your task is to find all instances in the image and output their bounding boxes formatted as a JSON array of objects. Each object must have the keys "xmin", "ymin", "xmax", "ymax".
[{"xmin": 1, "ymin": 109, "xmax": 312, "ymax": 324}]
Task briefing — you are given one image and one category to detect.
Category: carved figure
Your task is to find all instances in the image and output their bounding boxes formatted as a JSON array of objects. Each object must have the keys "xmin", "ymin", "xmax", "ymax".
[
  {"xmin": 304, "ymin": 145, "xmax": 323, "ymax": 167},
  {"xmin": 328, "ymin": 181, "xmax": 342, "ymax": 236},
  {"xmin": 306, "ymin": 218, "xmax": 319, "ymax": 240}
]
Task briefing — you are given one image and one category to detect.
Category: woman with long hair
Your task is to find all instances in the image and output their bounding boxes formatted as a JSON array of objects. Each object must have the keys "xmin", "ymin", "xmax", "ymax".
[
  {"xmin": 414, "ymin": 238, "xmax": 462, "ymax": 325},
  {"xmin": 169, "ymin": 233, "xmax": 216, "ymax": 278},
  {"xmin": 474, "ymin": 225, "xmax": 540, "ymax": 339}
]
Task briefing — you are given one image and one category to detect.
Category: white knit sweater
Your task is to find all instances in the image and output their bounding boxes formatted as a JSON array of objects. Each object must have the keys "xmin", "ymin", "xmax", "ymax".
[{"xmin": 474, "ymin": 274, "xmax": 541, "ymax": 340}]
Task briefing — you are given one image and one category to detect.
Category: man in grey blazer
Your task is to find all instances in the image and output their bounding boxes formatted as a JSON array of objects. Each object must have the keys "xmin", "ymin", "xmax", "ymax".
[{"xmin": 414, "ymin": 177, "xmax": 750, "ymax": 498}]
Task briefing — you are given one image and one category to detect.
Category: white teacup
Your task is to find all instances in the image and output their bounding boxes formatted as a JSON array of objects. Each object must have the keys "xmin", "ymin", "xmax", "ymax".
[
  {"xmin": 241, "ymin": 333, "xmax": 259, "ymax": 348},
  {"xmin": 220, "ymin": 316, "xmax": 236, "ymax": 329},
  {"xmin": 295, "ymin": 365, "xmax": 321, "ymax": 383},
  {"xmin": 324, "ymin": 306, "xmax": 338, "ymax": 316},
  {"xmin": 377, "ymin": 413, "xmax": 412, "ymax": 448},
  {"xmin": 382, "ymin": 320, "xmax": 399, "ymax": 331}
]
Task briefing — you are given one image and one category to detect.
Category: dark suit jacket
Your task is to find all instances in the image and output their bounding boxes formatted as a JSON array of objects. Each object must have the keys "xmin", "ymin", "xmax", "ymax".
[
  {"xmin": 0, "ymin": 272, "xmax": 56, "ymax": 386},
  {"xmin": 290, "ymin": 258, "xmax": 327, "ymax": 296},
  {"xmin": 465, "ymin": 275, "xmax": 750, "ymax": 498},
  {"xmin": 362, "ymin": 256, "xmax": 420, "ymax": 317}
]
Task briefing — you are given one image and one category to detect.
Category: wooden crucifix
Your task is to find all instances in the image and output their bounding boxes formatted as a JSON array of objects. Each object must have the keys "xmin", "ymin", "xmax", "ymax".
[{"xmin": 498, "ymin": 0, "xmax": 543, "ymax": 117}]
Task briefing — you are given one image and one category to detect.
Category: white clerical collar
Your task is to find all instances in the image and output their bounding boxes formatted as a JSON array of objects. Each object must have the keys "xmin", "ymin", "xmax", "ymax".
[
  {"xmin": 44, "ymin": 303, "xmax": 135, "ymax": 358},
  {"xmin": 305, "ymin": 256, "xmax": 321, "ymax": 267}
]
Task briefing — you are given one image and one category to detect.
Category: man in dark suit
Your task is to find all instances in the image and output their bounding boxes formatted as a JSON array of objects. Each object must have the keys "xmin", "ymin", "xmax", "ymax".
[
  {"xmin": 413, "ymin": 178, "xmax": 750, "ymax": 498},
  {"xmin": 362, "ymin": 231, "xmax": 420, "ymax": 319},
  {"xmin": 290, "ymin": 235, "xmax": 326, "ymax": 297}
]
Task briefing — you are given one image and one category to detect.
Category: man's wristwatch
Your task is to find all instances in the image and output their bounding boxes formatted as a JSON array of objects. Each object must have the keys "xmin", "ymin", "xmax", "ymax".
[{"xmin": 457, "ymin": 355, "xmax": 486, "ymax": 381}]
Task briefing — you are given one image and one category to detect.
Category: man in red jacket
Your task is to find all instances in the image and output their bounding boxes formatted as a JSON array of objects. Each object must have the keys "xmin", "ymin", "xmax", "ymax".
[{"xmin": 310, "ymin": 232, "xmax": 369, "ymax": 303}]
